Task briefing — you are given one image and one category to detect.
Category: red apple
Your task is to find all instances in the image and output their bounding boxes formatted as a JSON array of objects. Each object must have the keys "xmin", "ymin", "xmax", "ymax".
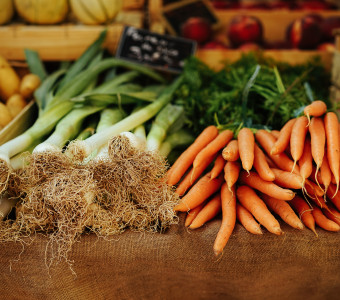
[
  {"xmin": 317, "ymin": 42, "xmax": 336, "ymax": 51},
  {"xmin": 180, "ymin": 17, "xmax": 212, "ymax": 44},
  {"xmin": 286, "ymin": 14, "xmax": 323, "ymax": 49},
  {"xmin": 238, "ymin": 43, "xmax": 261, "ymax": 51},
  {"xmin": 321, "ymin": 16, "xmax": 340, "ymax": 42},
  {"xmin": 227, "ymin": 15, "xmax": 263, "ymax": 48}
]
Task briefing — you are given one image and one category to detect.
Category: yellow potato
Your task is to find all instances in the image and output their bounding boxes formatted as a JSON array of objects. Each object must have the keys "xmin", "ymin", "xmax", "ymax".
[
  {"xmin": 19, "ymin": 73, "xmax": 41, "ymax": 99},
  {"xmin": 0, "ymin": 67, "xmax": 20, "ymax": 101},
  {"xmin": 0, "ymin": 102, "xmax": 13, "ymax": 128},
  {"xmin": 0, "ymin": 55, "xmax": 10, "ymax": 68},
  {"xmin": 6, "ymin": 93, "xmax": 26, "ymax": 117}
]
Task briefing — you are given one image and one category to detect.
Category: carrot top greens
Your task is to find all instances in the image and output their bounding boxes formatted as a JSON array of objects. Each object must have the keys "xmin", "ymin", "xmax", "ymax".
[{"xmin": 174, "ymin": 53, "xmax": 331, "ymax": 135}]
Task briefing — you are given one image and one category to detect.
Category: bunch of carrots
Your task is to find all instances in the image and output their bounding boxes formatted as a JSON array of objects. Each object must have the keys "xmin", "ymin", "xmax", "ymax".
[{"xmin": 166, "ymin": 100, "xmax": 340, "ymax": 256}]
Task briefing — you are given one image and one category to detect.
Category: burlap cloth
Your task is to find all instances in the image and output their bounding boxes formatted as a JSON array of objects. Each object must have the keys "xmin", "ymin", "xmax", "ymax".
[{"xmin": 0, "ymin": 214, "xmax": 340, "ymax": 300}]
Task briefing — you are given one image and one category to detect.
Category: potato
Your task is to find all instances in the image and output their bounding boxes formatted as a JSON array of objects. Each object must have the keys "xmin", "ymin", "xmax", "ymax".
[
  {"xmin": 19, "ymin": 73, "xmax": 41, "ymax": 99},
  {"xmin": 0, "ymin": 55, "xmax": 10, "ymax": 68},
  {"xmin": 0, "ymin": 67, "xmax": 20, "ymax": 101},
  {"xmin": 6, "ymin": 93, "xmax": 26, "ymax": 118},
  {"xmin": 0, "ymin": 102, "xmax": 13, "ymax": 128}
]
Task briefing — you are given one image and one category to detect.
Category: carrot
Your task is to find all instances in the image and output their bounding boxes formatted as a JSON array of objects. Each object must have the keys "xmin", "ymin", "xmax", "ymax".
[
  {"xmin": 326, "ymin": 183, "xmax": 340, "ymax": 211},
  {"xmin": 174, "ymin": 172, "xmax": 224, "ymax": 212},
  {"xmin": 322, "ymin": 205, "xmax": 340, "ymax": 226},
  {"xmin": 271, "ymin": 168, "xmax": 303, "ymax": 190},
  {"xmin": 255, "ymin": 129, "xmax": 299, "ymax": 174},
  {"xmin": 304, "ymin": 179, "xmax": 325, "ymax": 201},
  {"xmin": 184, "ymin": 202, "xmax": 205, "ymax": 227},
  {"xmin": 290, "ymin": 116, "xmax": 309, "ymax": 173},
  {"xmin": 213, "ymin": 184, "xmax": 236, "ymax": 256},
  {"xmin": 236, "ymin": 185, "xmax": 283, "ymax": 235},
  {"xmin": 238, "ymin": 127, "xmax": 255, "ymax": 173},
  {"xmin": 309, "ymin": 116, "xmax": 325, "ymax": 183},
  {"xmin": 320, "ymin": 154, "xmax": 331, "ymax": 194},
  {"xmin": 290, "ymin": 195, "xmax": 317, "ymax": 235},
  {"xmin": 236, "ymin": 203, "xmax": 262, "ymax": 235},
  {"xmin": 189, "ymin": 193, "xmax": 222, "ymax": 229},
  {"xmin": 270, "ymin": 130, "xmax": 280, "ymax": 139},
  {"xmin": 210, "ymin": 154, "xmax": 226, "ymax": 180},
  {"xmin": 167, "ymin": 125, "xmax": 219, "ymax": 186},
  {"xmin": 253, "ymin": 144, "xmax": 275, "ymax": 181},
  {"xmin": 175, "ymin": 154, "xmax": 217, "ymax": 196},
  {"xmin": 271, "ymin": 118, "xmax": 296, "ymax": 155},
  {"xmin": 324, "ymin": 112, "xmax": 340, "ymax": 196},
  {"xmin": 193, "ymin": 129, "xmax": 233, "ymax": 172},
  {"xmin": 239, "ymin": 170, "xmax": 295, "ymax": 201},
  {"xmin": 222, "ymin": 139, "xmax": 239, "ymax": 162},
  {"xmin": 262, "ymin": 194, "xmax": 304, "ymax": 230},
  {"xmin": 304, "ymin": 100, "xmax": 327, "ymax": 124},
  {"xmin": 298, "ymin": 137, "xmax": 313, "ymax": 189},
  {"xmin": 224, "ymin": 161, "xmax": 241, "ymax": 192},
  {"xmin": 311, "ymin": 204, "xmax": 340, "ymax": 232}
]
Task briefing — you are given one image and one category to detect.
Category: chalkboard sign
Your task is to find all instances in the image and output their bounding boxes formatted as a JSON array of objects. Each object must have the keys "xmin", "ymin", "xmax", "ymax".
[
  {"xmin": 115, "ymin": 26, "xmax": 197, "ymax": 74},
  {"xmin": 161, "ymin": 0, "xmax": 220, "ymax": 35}
]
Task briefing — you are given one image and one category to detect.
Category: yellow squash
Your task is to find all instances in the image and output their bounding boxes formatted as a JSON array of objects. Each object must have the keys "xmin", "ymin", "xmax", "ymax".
[
  {"xmin": 0, "ymin": 0, "xmax": 14, "ymax": 25},
  {"xmin": 14, "ymin": 0, "xmax": 69, "ymax": 24},
  {"xmin": 70, "ymin": 0, "xmax": 122, "ymax": 25}
]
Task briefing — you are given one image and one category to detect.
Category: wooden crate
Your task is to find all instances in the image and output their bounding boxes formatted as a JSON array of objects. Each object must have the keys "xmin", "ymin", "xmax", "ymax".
[
  {"xmin": 196, "ymin": 48, "xmax": 334, "ymax": 71},
  {"xmin": 0, "ymin": 11, "xmax": 144, "ymax": 61}
]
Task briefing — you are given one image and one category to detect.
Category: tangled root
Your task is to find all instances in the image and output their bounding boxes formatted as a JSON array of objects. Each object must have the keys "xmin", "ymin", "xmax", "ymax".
[
  {"xmin": 0, "ymin": 160, "xmax": 11, "ymax": 194},
  {"xmin": 0, "ymin": 135, "xmax": 180, "ymax": 268}
]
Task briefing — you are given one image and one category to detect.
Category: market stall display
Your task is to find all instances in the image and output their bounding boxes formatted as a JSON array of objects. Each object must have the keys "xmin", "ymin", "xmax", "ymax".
[{"xmin": 1, "ymin": 0, "xmax": 340, "ymax": 299}]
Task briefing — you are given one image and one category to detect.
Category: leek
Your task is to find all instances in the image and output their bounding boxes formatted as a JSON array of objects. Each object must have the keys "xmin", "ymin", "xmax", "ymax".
[
  {"xmin": 65, "ymin": 76, "xmax": 183, "ymax": 161},
  {"xmin": 145, "ymin": 104, "xmax": 185, "ymax": 152},
  {"xmin": 159, "ymin": 129, "xmax": 195, "ymax": 157},
  {"xmin": 33, "ymin": 106, "xmax": 104, "ymax": 153}
]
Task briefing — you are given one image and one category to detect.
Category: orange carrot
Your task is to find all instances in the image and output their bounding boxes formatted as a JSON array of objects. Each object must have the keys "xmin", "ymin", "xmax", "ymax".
[
  {"xmin": 224, "ymin": 160, "xmax": 241, "ymax": 192},
  {"xmin": 271, "ymin": 168, "xmax": 303, "ymax": 190},
  {"xmin": 320, "ymin": 154, "xmax": 331, "ymax": 194},
  {"xmin": 222, "ymin": 139, "xmax": 239, "ymax": 162},
  {"xmin": 270, "ymin": 130, "xmax": 280, "ymax": 139},
  {"xmin": 184, "ymin": 202, "xmax": 205, "ymax": 227},
  {"xmin": 210, "ymin": 154, "xmax": 226, "ymax": 180},
  {"xmin": 167, "ymin": 125, "xmax": 219, "ymax": 186},
  {"xmin": 193, "ymin": 129, "xmax": 233, "ymax": 172},
  {"xmin": 309, "ymin": 116, "xmax": 325, "ymax": 183},
  {"xmin": 176, "ymin": 154, "xmax": 217, "ymax": 196},
  {"xmin": 174, "ymin": 172, "xmax": 224, "ymax": 212},
  {"xmin": 304, "ymin": 179, "xmax": 324, "ymax": 199},
  {"xmin": 311, "ymin": 204, "xmax": 340, "ymax": 232},
  {"xmin": 304, "ymin": 100, "xmax": 327, "ymax": 124},
  {"xmin": 236, "ymin": 203, "xmax": 262, "ymax": 235},
  {"xmin": 326, "ymin": 183, "xmax": 340, "ymax": 211},
  {"xmin": 290, "ymin": 195, "xmax": 317, "ymax": 235},
  {"xmin": 239, "ymin": 170, "xmax": 295, "ymax": 201},
  {"xmin": 253, "ymin": 144, "xmax": 275, "ymax": 181},
  {"xmin": 324, "ymin": 112, "xmax": 340, "ymax": 196},
  {"xmin": 290, "ymin": 116, "xmax": 309, "ymax": 172},
  {"xmin": 298, "ymin": 137, "xmax": 313, "ymax": 189},
  {"xmin": 255, "ymin": 129, "xmax": 300, "ymax": 174},
  {"xmin": 236, "ymin": 185, "xmax": 283, "ymax": 235},
  {"xmin": 238, "ymin": 127, "xmax": 255, "ymax": 172},
  {"xmin": 262, "ymin": 194, "xmax": 304, "ymax": 230},
  {"xmin": 322, "ymin": 205, "xmax": 340, "ymax": 226},
  {"xmin": 213, "ymin": 184, "xmax": 236, "ymax": 256},
  {"xmin": 271, "ymin": 118, "xmax": 296, "ymax": 155},
  {"xmin": 189, "ymin": 193, "xmax": 222, "ymax": 229}
]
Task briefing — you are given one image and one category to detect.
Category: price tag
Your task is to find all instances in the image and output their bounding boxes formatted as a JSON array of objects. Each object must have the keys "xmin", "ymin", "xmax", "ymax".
[
  {"xmin": 115, "ymin": 26, "xmax": 197, "ymax": 74},
  {"xmin": 161, "ymin": 0, "xmax": 220, "ymax": 35}
]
